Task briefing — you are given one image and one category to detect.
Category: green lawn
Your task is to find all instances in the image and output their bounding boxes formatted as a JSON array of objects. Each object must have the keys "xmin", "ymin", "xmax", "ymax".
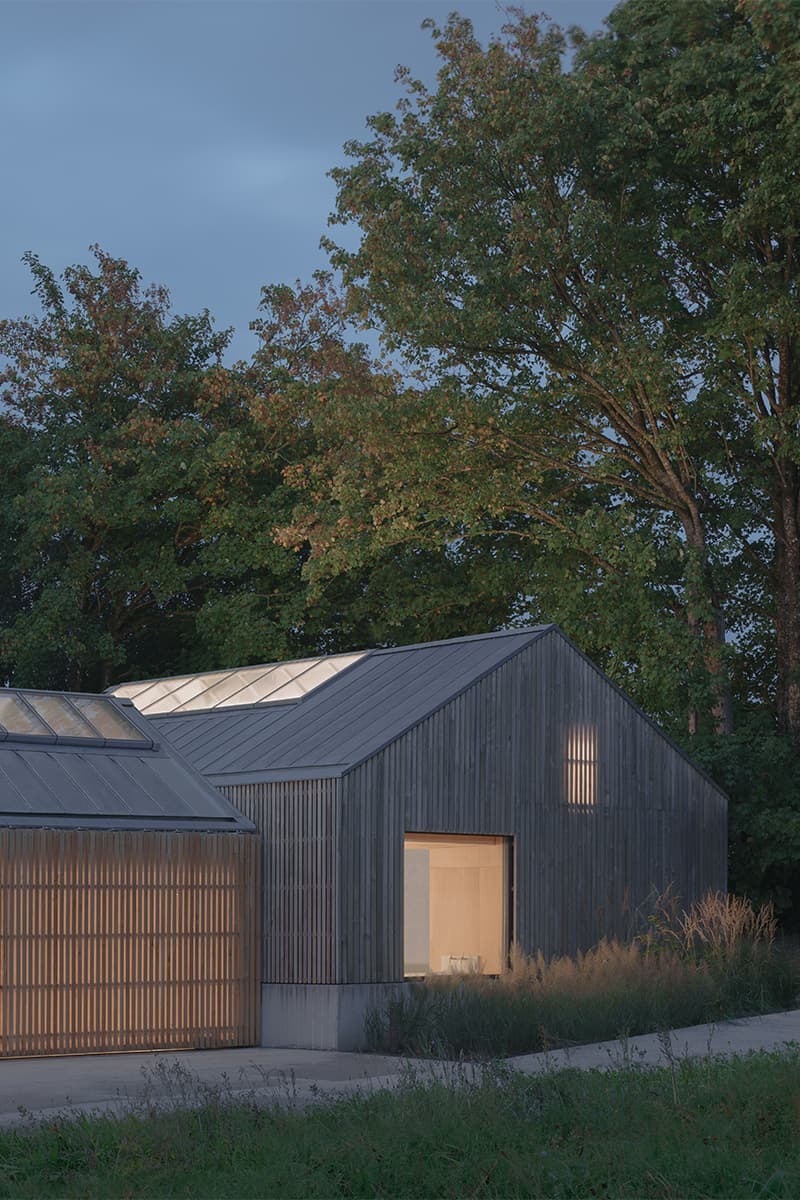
[{"xmin": 2, "ymin": 1050, "xmax": 799, "ymax": 1199}]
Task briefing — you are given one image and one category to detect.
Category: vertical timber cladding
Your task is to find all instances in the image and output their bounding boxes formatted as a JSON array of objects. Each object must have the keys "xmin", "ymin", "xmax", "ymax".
[
  {"xmin": 339, "ymin": 630, "xmax": 728, "ymax": 982},
  {"xmin": 0, "ymin": 828, "xmax": 260, "ymax": 1058},
  {"xmin": 222, "ymin": 780, "xmax": 339, "ymax": 984},
  {"xmin": 526, "ymin": 631, "xmax": 728, "ymax": 958},
  {"xmin": 339, "ymin": 649, "xmax": 522, "ymax": 984}
]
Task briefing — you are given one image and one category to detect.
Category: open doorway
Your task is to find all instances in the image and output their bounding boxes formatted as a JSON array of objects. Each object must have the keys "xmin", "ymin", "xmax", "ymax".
[{"xmin": 403, "ymin": 833, "xmax": 511, "ymax": 977}]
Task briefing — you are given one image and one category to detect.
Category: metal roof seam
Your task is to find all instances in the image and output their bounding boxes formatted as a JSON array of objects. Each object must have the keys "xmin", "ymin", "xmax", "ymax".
[{"xmin": 149, "ymin": 627, "xmax": 549, "ymax": 780}]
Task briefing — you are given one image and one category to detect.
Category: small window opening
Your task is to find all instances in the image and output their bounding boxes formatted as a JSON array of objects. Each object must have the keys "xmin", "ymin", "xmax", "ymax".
[{"xmin": 565, "ymin": 723, "xmax": 598, "ymax": 807}]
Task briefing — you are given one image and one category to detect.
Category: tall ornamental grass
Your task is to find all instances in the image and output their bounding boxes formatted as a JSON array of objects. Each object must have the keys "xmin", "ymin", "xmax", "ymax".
[{"xmin": 366, "ymin": 891, "xmax": 800, "ymax": 1058}]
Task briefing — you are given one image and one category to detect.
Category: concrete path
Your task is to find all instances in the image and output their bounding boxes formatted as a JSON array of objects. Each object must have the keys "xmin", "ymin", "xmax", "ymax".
[
  {"xmin": 505, "ymin": 1008, "xmax": 800, "ymax": 1074},
  {"xmin": 0, "ymin": 1046, "xmax": 415, "ymax": 1129},
  {"xmin": 1, "ymin": 1009, "xmax": 799, "ymax": 1129}
]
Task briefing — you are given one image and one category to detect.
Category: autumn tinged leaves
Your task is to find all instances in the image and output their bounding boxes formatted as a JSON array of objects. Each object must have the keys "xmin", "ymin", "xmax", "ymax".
[
  {"xmin": 0, "ymin": 249, "xmax": 304, "ymax": 690},
  {"xmin": 0, "ymin": 254, "xmax": 513, "ymax": 694},
  {"xmin": 2, "ymin": 0, "xmax": 800, "ymax": 761}
]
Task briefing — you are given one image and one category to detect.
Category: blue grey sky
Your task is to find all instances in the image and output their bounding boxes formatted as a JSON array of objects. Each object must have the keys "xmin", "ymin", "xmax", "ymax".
[{"xmin": 3, "ymin": 0, "xmax": 614, "ymax": 361}]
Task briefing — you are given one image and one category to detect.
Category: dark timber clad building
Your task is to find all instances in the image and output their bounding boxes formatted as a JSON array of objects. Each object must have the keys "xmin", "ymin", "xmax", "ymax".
[{"xmin": 113, "ymin": 625, "xmax": 728, "ymax": 1051}]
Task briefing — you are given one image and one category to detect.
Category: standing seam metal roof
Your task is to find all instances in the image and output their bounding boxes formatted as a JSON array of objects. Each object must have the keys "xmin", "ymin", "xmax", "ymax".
[
  {"xmin": 0, "ymin": 689, "xmax": 256, "ymax": 832},
  {"xmin": 147, "ymin": 627, "xmax": 552, "ymax": 782}
]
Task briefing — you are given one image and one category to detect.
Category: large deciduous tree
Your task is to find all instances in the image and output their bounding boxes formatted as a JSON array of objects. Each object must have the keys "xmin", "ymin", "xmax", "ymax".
[{"xmin": 314, "ymin": 0, "xmax": 800, "ymax": 741}]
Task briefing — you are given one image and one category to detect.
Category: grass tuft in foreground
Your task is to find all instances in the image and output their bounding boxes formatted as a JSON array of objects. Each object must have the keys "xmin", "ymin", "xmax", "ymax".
[
  {"xmin": 2, "ymin": 1050, "xmax": 800, "ymax": 1198},
  {"xmin": 366, "ymin": 891, "xmax": 800, "ymax": 1058}
]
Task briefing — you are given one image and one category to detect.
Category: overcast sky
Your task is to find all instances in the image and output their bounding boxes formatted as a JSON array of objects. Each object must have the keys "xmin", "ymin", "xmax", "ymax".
[{"xmin": 3, "ymin": 0, "xmax": 614, "ymax": 361}]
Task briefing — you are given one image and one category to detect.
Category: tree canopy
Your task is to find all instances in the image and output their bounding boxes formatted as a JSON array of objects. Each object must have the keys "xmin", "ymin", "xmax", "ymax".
[
  {"xmin": 290, "ymin": 0, "xmax": 800, "ymax": 746},
  {"xmin": 0, "ymin": 250, "xmax": 518, "ymax": 692}
]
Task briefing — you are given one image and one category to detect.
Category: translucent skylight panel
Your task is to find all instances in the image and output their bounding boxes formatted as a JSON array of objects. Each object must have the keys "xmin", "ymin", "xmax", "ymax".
[
  {"xmin": 112, "ymin": 650, "xmax": 366, "ymax": 715},
  {"xmin": 229, "ymin": 661, "xmax": 315, "ymax": 706},
  {"xmin": 72, "ymin": 696, "xmax": 149, "ymax": 742},
  {"xmin": 113, "ymin": 677, "xmax": 192, "ymax": 712},
  {"xmin": 26, "ymin": 695, "xmax": 99, "ymax": 739},
  {"xmin": 142, "ymin": 675, "xmax": 221, "ymax": 715},
  {"xmin": 265, "ymin": 655, "xmax": 363, "ymax": 701},
  {"xmin": 171, "ymin": 667, "xmax": 274, "ymax": 713},
  {"xmin": 0, "ymin": 693, "xmax": 53, "ymax": 736}
]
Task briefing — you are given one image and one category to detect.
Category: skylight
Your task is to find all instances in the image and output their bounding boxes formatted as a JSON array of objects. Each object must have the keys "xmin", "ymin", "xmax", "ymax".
[
  {"xmin": 111, "ymin": 651, "xmax": 365, "ymax": 715},
  {"xmin": 0, "ymin": 691, "xmax": 149, "ymax": 743}
]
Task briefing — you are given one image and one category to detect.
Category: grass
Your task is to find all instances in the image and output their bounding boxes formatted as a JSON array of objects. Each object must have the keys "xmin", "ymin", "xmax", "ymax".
[
  {"xmin": 2, "ymin": 1050, "xmax": 800, "ymax": 1198},
  {"xmin": 366, "ymin": 891, "xmax": 800, "ymax": 1058}
]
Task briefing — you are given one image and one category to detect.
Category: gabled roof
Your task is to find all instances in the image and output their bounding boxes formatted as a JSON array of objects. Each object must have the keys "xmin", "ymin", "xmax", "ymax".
[
  {"xmin": 0, "ymin": 688, "xmax": 255, "ymax": 832},
  {"xmin": 134, "ymin": 628, "xmax": 551, "ymax": 784}
]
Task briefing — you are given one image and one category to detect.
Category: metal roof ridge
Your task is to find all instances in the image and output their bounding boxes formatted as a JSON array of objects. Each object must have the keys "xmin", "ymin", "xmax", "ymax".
[
  {"xmin": 107, "ymin": 626, "xmax": 552, "ymax": 697},
  {"xmin": 365, "ymin": 625, "xmax": 553, "ymax": 657},
  {"xmin": 339, "ymin": 626, "xmax": 553, "ymax": 778}
]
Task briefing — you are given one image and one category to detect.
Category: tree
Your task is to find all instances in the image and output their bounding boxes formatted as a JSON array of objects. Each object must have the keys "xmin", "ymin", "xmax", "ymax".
[
  {"xmin": 0, "ymin": 415, "xmax": 35, "ymax": 684},
  {"xmin": 0, "ymin": 249, "xmax": 517, "ymax": 692},
  {"xmin": 315, "ymin": 0, "xmax": 800, "ymax": 741},
  {"xmin": 275, "ymin": 283, "xmax": 705, "ymax": 727},
  {"xmin": 0, "ymin": 249, "xmax": 315, "ymax": 689}
]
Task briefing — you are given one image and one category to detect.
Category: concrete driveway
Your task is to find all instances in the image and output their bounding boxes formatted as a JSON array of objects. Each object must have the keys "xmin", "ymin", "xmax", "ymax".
[{"xmin": 1, "ymin": 1009, "xmax": 799, "ymax": 1129}]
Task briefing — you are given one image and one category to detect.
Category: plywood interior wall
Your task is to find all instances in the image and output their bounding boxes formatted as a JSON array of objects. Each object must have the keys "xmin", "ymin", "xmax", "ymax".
[{"xmin": 0, "ymin": 828, "xmax": 260, "ymax": 1058}]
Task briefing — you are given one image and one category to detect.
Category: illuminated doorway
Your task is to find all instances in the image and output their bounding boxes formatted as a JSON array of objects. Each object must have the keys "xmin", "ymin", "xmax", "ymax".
[{"xmin": 403, "ymin": 834, "xmax": 510, "ymax": 976}]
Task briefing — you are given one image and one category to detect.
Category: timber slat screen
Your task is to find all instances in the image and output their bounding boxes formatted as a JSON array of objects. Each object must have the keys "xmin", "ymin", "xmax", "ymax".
[{"xmin": 0, "ymin": 829, "xmax": 260, "ymax": 1057}]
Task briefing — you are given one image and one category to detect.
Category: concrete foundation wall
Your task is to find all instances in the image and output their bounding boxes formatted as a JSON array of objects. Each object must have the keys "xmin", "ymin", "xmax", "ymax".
[{"xmin": 261, "ymin": 983, "xmax": 411, "ymax": 1051}]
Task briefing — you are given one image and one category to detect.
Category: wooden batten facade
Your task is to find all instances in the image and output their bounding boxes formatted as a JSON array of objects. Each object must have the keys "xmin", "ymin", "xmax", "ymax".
[
  {"xmin": 0, "ymin": 686, "xmax": 262, "ymax": 1058},
  {"xmin": 338, "ymin": 631, "xmax": 726, "ymax": 982},
  {"xmin": 0, "ymin": 828, "xmax": 261, "ymax": 1058}
]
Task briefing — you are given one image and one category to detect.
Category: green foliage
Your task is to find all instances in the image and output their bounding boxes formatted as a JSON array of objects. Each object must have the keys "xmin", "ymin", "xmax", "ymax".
[
  {"xmin": 3, "ymin": 1053, "xmax": 800, "ymax": 1197},
  {"xmin": 690, "ymin": 721, "xmax": 800, "ymax": 923},
  {"xmin": 0, "ymin": 252, "xmax": 526, "ymax": 691},
  {"xmin": 0, "ymin": 248, "xmax": 263, "ymax": 688},
  {"xmin": 307, "ymin": 0, "xmax": 800, "ymax": 740}
]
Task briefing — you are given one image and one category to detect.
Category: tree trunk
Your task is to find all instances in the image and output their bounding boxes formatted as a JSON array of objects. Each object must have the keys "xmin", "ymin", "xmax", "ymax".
[
  {"xmin": 772, "ymin": 467, "xmax": 800, "ymax": 747},
  {"xmin": 681, "ymin": 510, "xmax": 733, "ymax": 737}
]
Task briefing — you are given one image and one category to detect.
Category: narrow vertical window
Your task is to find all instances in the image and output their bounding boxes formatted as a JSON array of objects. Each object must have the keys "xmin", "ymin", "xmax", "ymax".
[{"xmin": 565, "ymin": 723, "xmax": 598, "ymax": 807}]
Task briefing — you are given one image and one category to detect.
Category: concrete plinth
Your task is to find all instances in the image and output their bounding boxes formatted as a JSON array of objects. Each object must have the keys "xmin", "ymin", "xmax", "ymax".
[{"xmin": 260, "ymin": 982, "xmax": 411, "ymax": 1051}]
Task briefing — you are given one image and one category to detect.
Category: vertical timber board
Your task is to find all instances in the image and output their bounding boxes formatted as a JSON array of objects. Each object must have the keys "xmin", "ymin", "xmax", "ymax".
[
  {"xmin": 0, "ymin": 828, "xmax": 260, "ymax": 1058},
  {"xmin": 338, "ymin": 754, "xmax": 404, "ymax": 984},
  {"xmin": 221, "ymin": 780, "xmax": 339, "ymax": 984}
]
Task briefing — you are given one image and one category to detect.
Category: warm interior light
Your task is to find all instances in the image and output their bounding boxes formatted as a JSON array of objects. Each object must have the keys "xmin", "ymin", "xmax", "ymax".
[
  {"xmin": 404, "ymin": 834, "xmax": 509, "ymax": 977},
  {"xmin": 565, "ymin": 723, "xmax": 598, "ymax": 806},
  {"xmin": 0, "ymin": 830, "xmax": 258, "ymax": 1057}
]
